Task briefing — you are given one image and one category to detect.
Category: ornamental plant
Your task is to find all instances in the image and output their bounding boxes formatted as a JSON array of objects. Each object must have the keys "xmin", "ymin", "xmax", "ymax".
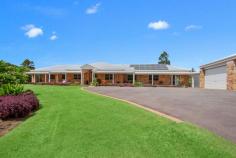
[{"xmin": 0, "ymin": 90, "xmax": 39, "ymax": 119}]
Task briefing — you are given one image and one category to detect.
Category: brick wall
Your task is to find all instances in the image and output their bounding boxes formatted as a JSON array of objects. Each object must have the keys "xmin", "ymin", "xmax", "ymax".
[
  {"xmin": 136, "ymin": 75, "xmax": 150, "ymax": 84},
  {"xmin": 199, "ymin": 69, "xmax": 205, "ymax": 88},
  {"xmin": 227, "ymin": 60, "xmax": 236, "ymax": 90}
]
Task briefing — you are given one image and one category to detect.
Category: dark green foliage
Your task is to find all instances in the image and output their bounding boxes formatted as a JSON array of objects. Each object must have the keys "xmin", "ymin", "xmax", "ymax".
[
  {"xmin": 158, "ymin": 51, "xmax": 171, "ymax": 65},
  {"xmin": 21, "ymin": 59, "xmax": 35, "ymax": 70}
]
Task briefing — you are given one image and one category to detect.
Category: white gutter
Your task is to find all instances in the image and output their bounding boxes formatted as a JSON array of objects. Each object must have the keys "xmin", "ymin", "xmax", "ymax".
[
  {"xmin": 134, "ymin": 72, "xmax": 198, "ymax": 75},
  {"xmin": 200, "ymin": 54, "xmax": 236, "ymax": 69},
  {"xmin": 26, "ymin": 71, "xmax": 81, "ymax": 74}
]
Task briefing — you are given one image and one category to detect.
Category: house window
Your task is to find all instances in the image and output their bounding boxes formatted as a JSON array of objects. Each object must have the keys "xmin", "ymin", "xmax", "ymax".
[
  {"xmin": 74, "ymin": 74, "xmax": 81, "ymax": 80},
  {"xmin": 105, "ymin": 74, "xmax": 113, "ymax": 80},
  {"xmin": 62, "ymin": 74, "xmax": 66, "ymax": 80},
  {"xmin": 153, "ymin": 75, "xmax": 159, "ymax": 81},
  {"xmin": 127, "ymin": 74, "xmax": 133, "ymax": 82},
  {"xmin": 149, "ymin": 75, "xmax": 152, "ymax": 81},
  {"xmin": 50, "ymin": 74, "xmax": 55, "ymax": 80},
  {"xmin": 149, "ymin": 75, "xmax": 159, "ymax": 81}
]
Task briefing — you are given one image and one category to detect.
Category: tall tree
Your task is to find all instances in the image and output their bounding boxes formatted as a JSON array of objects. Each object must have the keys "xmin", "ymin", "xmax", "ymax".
[
  {"xmin": 158, "ymin": 51, "xmax": 170, "ymax": 65},
  {"xmin": 21, "ymin": 59, "xmax": 35, "ymax": 70}
]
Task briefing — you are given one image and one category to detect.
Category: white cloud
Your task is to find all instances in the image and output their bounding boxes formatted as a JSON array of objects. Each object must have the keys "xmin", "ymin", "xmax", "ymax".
[
  {"xmin": 86, "ymin": 3, "xmax": 101, "ymax": 14},
  {"xmin": 148, "ymin": 20, "xmax": 170, "ymax": 30},
  {"xmin": 185, "ymin": 25, "xmax": 202, "ymax": 31},
  {"xmin": 50, "ymin": 32, "xmax": 58, "ymax": 41},
  {"xmin": 22, "ymin": 24, "xmax": 43, "ymax": 38}
]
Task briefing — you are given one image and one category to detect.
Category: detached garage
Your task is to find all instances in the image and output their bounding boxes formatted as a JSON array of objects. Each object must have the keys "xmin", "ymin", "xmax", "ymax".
[{"xmin": 200, "ymin": 54, "xmax": 236, "ymax": 90}]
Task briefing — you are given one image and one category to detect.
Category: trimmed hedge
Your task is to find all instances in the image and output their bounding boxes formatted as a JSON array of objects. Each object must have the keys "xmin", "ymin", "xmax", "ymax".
[{"xmin": 0, "ymin": 90, "xmax": 39, "ymax": 120}]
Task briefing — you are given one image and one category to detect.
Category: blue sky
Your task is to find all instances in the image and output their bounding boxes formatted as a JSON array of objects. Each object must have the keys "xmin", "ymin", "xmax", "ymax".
[{"xmin": 1, "ymin": 0, "xmax": 236, "ymax": 70}]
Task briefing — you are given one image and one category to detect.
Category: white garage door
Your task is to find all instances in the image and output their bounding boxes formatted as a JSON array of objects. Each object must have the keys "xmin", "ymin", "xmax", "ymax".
[{"xmin": 205, "ymin": 65, "xmax": 227, "ymax": 89}]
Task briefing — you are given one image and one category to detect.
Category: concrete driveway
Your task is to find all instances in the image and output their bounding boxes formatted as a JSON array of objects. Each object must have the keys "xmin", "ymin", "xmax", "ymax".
[{"xmin": 86, "ymin": 87, "xmax": 236, "ymax": 143}]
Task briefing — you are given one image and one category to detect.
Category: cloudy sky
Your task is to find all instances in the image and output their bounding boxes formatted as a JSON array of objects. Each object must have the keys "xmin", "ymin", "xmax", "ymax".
[{"xmin": 1, "ymin": 0, "xmax": 236, "ymax": 69}]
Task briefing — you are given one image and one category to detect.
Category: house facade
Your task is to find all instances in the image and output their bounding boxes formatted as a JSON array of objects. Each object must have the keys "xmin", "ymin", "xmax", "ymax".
[
  {"xmin": 200, "ymin": 54, "xmax": 236, "ymax": 90},
  {"xmin": 27, "ymin": 62, "xmax": 197, "ymax": 87}
]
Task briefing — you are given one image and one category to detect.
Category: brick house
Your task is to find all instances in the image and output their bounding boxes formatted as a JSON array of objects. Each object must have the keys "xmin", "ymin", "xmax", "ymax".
[
  {"xmin": 200, "ymin": 54, "xmax": 236, "ymax": 90},
  {"xmin": 27, "ymin": 62, "xmax": 197, "ymax": 87}
]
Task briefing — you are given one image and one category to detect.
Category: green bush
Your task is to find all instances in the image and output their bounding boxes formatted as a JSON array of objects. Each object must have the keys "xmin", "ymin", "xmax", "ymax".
[
  {"xmin": 0, "ymin": 87, "xmax": 4, "ymax": 96},
  {"xmin": 2, "ymin": 84, "xmax": 24, "ymax": 95},
  {"xmin": 0, "ymin": 60, "xmax": 28, "ymax": 86},
  {"xmin": 90, "ymin": 78, "xmax": 98, "ymax": 86},
  {"xmin": 134, "ymin": 81, "xmax": 143, "ymax": 87}
]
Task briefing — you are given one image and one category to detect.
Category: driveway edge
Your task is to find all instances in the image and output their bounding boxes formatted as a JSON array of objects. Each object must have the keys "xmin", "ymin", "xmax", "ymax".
[{"xmin": 82, "ymin": 87, "xmax": 183, "ymax": 123}]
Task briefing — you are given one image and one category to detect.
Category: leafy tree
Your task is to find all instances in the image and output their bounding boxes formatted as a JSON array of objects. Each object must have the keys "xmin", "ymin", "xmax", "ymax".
[
  {"xmin": 158, "ymin": 51, "xmax": 171, "ymax": 65},
  {"xmin": 0, "ymin": 60, "xmax": 28, "ymax": 86},
  {"xmin": 21, "ymin": 59, "xmax": 35, "ymax": 70}
]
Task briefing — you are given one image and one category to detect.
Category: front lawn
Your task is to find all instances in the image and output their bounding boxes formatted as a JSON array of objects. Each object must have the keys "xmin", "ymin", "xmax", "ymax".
[{"xmin": 0, "ymin": 85, "xmax": 235, "ymax": 158}]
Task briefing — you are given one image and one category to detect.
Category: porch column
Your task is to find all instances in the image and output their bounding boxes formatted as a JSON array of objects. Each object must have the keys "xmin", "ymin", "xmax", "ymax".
[
  {"xmin": 171, "ymin": 75, "xmax": 173, "ymax": 86},
  {"xmin": 49, "ymin": 73, "xmax": 51, "ymax": 83},
  {"xmin": 91, "ymin": 71, "xmax": 95, "ymax": 82},
  {"xmin": 152, "ymin": 74, "xmax": 154, "ymax": 86},
  {"xmin": 81, "ymin": 71, "xmax": 84, "ymax": 85},
  {"xmin": 65, "ymin": 73, "xmax": 67, "ymax": 82},
  {"xmin": 32, "ymin": 74, "xmax": 35, "ymax": 83},
  {"xmin": 133, "ymin": 73, "xmax": 135, "ymax": 85},
  {"xmin": 112, "ymin": 73, "xmax": 115, "ymax": 84},
  {"xmin": 192, "ymin": 75, "xmax": 195, "ymax": 88},
  {"xmin": 44, "ymin": 74, "xmax": 47, "ymax": 83},
  {"xmin": 56, "ymin": 74, "xmax": 59, "ymax": 83}
]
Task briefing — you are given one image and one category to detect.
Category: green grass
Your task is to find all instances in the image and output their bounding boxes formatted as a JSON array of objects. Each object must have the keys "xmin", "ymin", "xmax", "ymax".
[{"xmin": 0, "ymin": 85, "xmax": 235, "ymax": 158}]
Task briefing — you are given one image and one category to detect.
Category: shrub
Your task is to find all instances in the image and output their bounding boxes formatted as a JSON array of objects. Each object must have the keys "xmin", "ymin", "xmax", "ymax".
[
  {"xmin": 2, "ymin": 84, "xmax": 24, "ymax": 96},
  {"xmin": 0, "ymin": 91, "xmax": 39, "ymax": 119},
  {"xmin": 90, "ymin": 78, "xmax": 98, "ymax": 86},
  {"xmin": 134, "ymin": 81, "xmax": 143, "ymax": 87},
  {"xmin": 0, "ymin": 87, "xmax": 3, "ymax": 96}
]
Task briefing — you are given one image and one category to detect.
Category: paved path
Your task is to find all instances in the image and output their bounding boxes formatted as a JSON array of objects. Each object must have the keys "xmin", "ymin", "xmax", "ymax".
[{"xmin": 87, "ymin": 87, "xmax": 236, "ymax": 143}]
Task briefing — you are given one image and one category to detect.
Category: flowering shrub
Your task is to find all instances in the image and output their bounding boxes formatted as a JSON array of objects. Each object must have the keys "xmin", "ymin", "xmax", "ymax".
[{"xmin": 0, "ymin": 90, "xmax": 39, "ymax": 119}]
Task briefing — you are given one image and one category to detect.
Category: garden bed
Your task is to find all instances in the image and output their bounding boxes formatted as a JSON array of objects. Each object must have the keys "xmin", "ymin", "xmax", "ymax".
[{"xmin": 0, "ymin": 118, "xmax": 22, "ymax": 137}]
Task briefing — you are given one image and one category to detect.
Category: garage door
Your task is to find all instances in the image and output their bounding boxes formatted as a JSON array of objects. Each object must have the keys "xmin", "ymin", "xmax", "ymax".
[{"xmin": 205, "ymin": 65, "xmax": 227, "ymax": 89}]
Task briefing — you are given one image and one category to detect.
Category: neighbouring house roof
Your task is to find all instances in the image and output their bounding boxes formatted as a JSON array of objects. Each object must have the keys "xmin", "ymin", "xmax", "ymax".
[
  {"xmin": 200, "ymin": 54, "xmax": 236, "ymax": 69},
  {"xmin": 27, "ymin": 62, "xmax": 197, "ymax": 75}
]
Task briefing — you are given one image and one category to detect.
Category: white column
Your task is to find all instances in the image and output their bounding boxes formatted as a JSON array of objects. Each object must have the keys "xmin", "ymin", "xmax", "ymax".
[
  {"xmin": 192, "ymin": 75, "xmax": 195, "ymax": 88},
  {"xmin": 49, "ymin": 73, "xmax": 51, "ymax": 83},
  {"xmin": 133, "ymin": 73, "xmax": 135, "ymax": 84},
  {"xmin": 152, "ymin": 74, "xmax": 154, "ymax": 86},
  {"xmin": 81, "ymin": 71, "xmax": 84, "ymax": 85},
  {"xmin": 171, "ymin": 75, "xmax": 173, "ymax": 86},
  {"xmin": 44, "ymin": 74, "xmax": 47, "ymax": 83},
  {"xmin": 92, "ymin": 71, "xmax": 94, "ymax": 82},
  {"xmin": 32, "ymin": 74, "xmax": 36, "ymax": 83},
  {"xmin": 112, "ymin": 73, "xmax": 115, "ymax": 84},
  {"xmin": 65, "ymin": 73, "xmax": 67, "ymax": 82}
]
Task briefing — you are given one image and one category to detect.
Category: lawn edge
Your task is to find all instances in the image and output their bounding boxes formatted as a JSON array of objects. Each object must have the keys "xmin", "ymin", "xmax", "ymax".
[{"xmin": 82, "ymin": 87, "xmax": 183, "ymax": 123}]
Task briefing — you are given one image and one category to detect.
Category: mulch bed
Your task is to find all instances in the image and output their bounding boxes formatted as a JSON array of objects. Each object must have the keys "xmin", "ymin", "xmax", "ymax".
[{"xmin": 0, "ymin": 119, "xmax": 22, "ymax": 137}]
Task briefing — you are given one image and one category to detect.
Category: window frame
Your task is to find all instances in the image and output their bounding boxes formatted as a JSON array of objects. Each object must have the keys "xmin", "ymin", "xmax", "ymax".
[
  {"xmin": 153, "ymin": 75, "xmax": 159, "ymax": 81},
  {"xmin": 73, "ymin": 74, "xmax": 81, "ymax": 80},
  {"xmin": 105, "ymin": 74, "xmax": 113, "ymax": 81}
]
